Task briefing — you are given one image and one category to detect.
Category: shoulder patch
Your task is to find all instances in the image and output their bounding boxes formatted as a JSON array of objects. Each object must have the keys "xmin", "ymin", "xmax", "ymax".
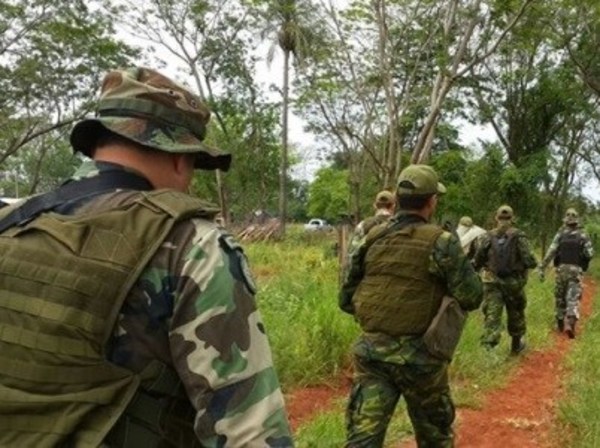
[{"xmin": 219, "ymin": 234, "xmax": 257, "ymax": 295}]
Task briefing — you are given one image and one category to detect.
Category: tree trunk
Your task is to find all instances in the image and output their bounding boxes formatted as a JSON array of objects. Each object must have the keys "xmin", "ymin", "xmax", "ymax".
[{"xmin": 279, "ymin": 49, "xmax": 290, "ymax": 236}]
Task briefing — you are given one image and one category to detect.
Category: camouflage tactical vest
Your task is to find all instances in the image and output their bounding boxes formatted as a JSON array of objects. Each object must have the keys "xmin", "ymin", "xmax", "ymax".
[
  {"xmin": 353, "ymin": 223, "xmax": 445, "ymax": 336},
  {"xmin": 0, "ymin": 190, "xmax": 217, "ymax": 447},
  {"xmin": 557, "ymin": 230, "xmax": 585, "ymax": 267},
  {"xmin": 488, "ymin": 228, "xmax": 524, "ymax": 278}
]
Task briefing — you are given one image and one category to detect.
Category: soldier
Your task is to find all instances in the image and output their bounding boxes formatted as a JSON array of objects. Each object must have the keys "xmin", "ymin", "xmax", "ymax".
[
  {"xmin": 456, "ymin": 215, "xmax": 486, "ymax": 261},
  {"xmin": 339, "ymin": 164, "xmax": 483, "ymax": 447},
  {"xmin": 473, "ymin": 205, "xmax": 538, "ymax": 354},
  {"xmin": 348, "ymin": 190, "xmax": 395, "ymax": 252},
  {"xmin": 538, "ymin": 208, "xmax": 593, "ymax": 338},
  {"xmin": 0, "ymin": 67, "xmax": 293, "ymax": 447}
]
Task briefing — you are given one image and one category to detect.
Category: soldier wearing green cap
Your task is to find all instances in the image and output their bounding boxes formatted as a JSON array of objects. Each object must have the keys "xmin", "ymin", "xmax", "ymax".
[
  {"xmin": 473, "ymin": 205, "xmax": 538, "ymax": 354},
  {"xmin": 340, "ymin": 164, "xmax": 483, "ymax": 447},
  {"xmin": 345, "ymin": 190, "xmax": 396, "ymax": 260},
  {"xmin": 538, "ymin": 208, "xmax": 593, "ymax": 338},
  {"xmin": 0, "ymin": 67, "xmax": 292, "ymax": 446}
]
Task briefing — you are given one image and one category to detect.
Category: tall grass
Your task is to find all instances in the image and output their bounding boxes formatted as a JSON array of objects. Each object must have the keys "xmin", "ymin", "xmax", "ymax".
[
  {"xmin": 246, "ymin": 228, "xmax": 559, "ymax": 445},
  {"xmin": 246, "ymin": 225, "xmax": 358, "ymax": 388}
]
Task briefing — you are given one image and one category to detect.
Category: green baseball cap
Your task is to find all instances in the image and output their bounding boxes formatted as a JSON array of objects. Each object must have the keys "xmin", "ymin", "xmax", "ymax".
[
  {"xmin": 374, "ymin": 190, "xmax": 395, "ymax": 207},
  {"xmin": 70, "ymin": 67, "xmax": 231, "ymax": 171},
  {"xmin": 495, "ymin": 204, "xmax": 514, "ymax": 220},
  {"xmin": 397, "ymin": 164, "xmax": 446, "ymax": 196}
]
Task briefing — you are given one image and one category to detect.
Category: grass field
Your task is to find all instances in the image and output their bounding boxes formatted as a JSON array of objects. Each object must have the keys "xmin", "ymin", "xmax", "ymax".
[{"xmin": 245, "ymin": 224, "xmax": 599, "ymax": 446}]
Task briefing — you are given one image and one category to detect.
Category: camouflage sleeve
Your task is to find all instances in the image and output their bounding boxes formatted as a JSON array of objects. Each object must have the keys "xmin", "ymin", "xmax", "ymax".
[
  {"xmin": 169, "ymin": 219, "xmax": 293, "ymax": 447},
  {"xmin": 339, "ymin": 235, "xmax": 368, "ymax": 314},
  {"xmin": 517, "ymin": 232, "xmax": 538, "ymax": 269},
  {"xmin": 541, "ymin": 231, "xmax": 561, "ymax": 268},
  {"xmin": 472, "ymin": 233, "xmax": 491, "ymax": 271},
  {"xmin": 582, "ymin": 232, "xmax": 594, "ymax": 259},
  {"xmin": 430, "ymin": 231, "xmax": 483, "ymax": 312}
]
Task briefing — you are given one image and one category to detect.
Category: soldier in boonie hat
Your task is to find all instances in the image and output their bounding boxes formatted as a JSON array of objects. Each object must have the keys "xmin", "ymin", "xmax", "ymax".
[
  {"xmin": 397, "ymin": 164, "xmax": 447, "ymax": 196},
  {"xmin": 70, "ymin": 67, "xmax": 231, "ymax": 171}
]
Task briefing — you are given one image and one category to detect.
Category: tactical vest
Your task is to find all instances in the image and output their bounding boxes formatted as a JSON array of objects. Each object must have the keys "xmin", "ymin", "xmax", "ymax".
[
  {"xmin": 488, "ymin": 228, "xmax": 524, "ymax": 277},
  {"xmin": 360, "ymin": 214, "xmax": 391, "ymax": 238},
  {"xmin": 0, "ymin": 190, "xmax": 217, "ymax": 447},
  {"xmin": 353, "ymin": 223, "xmax": 445, "ymax": 336},
  {"xmin": 557, "ymin": 231, "xmax": 584, "ymax": 267}
]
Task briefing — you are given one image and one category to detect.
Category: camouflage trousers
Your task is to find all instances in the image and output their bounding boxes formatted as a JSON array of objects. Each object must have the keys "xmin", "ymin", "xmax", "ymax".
[
  {"xmin": 481, "ymin": 278, "xmax": 527, "ymax": 347},
  {"xmin": 345, "ymin": 354, "xmax": 454, "ymax": 448},
  {"xmin": 554, "ymin": 265, "xmax": 583, "ymax": 320}
]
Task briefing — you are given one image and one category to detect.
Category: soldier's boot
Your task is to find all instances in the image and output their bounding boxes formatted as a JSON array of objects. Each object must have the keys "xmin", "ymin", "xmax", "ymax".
[
  {"xmin": 565, "ymin": 317, "xmax": 577, "ymax": 339},
  {"xmin": 510, "ymin": 336, "xmax": 526, "ymax": 355},
  {"xmin": 556, "ymin": 318, "xmax": 564, "ymax": 332}
]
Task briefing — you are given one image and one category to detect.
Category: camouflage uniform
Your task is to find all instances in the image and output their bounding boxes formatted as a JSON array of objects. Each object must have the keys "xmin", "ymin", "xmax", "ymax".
[
  {"xmin": 540, "ymin": 210, "xmax": 593, "ymax": 336},
  {"xmin": 473, "ymin": 206, "xmax": 537, "ymax": 352},
  {"xmin": 0, "ymin": 68, "xmax": 292, "ymax": 447},
  {"xmin": 347, "ymin": 191, "xmax": 395, "ymax": 255},
  {"xmin": 340, "ymin": 166, "xmax": 482, "ymax": 448}
]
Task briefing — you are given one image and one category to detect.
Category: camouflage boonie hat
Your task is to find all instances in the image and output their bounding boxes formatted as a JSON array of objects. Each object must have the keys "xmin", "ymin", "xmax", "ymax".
[
  {"xmin": 70, "ymin": 67, "xmax": 231, "ymax": 171},
  {"xmin": 564, "ymin": 207, "xmax": 579, "ymax": 225},
  {"xmin": 397, "ymin": 164, "xmax": 446, "ymax": 196},
  {"xmin": 374, "ymin": 190, "xmax": 395, "ymax": 208},
  {"xmin": 496, "ymin": 204, "xmax": 514, "ymax": 221}
]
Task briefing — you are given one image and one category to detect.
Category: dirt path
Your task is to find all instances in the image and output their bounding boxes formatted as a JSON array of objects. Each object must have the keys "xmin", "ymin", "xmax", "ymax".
[
  {"xmin": 285, "ymin": 278, "xmax": 596, "ymax": 446},
  {"xmin": 451, "ymin": 277, "xmax": 596, "ymax": 448}
]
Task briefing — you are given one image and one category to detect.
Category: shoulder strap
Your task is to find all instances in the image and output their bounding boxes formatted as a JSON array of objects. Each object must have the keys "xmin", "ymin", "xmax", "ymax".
[{"xmin": 0, "ymin": 170, "xmax": 153, "ymax": 234}]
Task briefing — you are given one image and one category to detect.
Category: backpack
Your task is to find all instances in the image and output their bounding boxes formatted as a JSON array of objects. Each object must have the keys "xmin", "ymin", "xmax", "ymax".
[{"xmin": 489, "ymin": 230, "xmax": 522, "ymax": 278}]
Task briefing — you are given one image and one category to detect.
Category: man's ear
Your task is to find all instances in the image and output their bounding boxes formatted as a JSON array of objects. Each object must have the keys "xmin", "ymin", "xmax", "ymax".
[{"xmin": 172, "ymin": 153, "xmax": 188, "ymax": 174}]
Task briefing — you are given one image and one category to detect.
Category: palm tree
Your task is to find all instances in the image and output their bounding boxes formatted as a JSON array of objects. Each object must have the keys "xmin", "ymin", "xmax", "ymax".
[{"xmin": 262, "ymin": 0, "xmax": 316, "ymax": 236}]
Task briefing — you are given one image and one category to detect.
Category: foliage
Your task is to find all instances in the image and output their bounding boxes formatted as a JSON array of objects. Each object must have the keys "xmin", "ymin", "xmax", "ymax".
[
  {"xmin": 0, "ymin": 0, "xmax": 136, "ymax": 182},
  {"xmin": 306, "ymin": 167, "xmax": 350, "ymax": 223}
]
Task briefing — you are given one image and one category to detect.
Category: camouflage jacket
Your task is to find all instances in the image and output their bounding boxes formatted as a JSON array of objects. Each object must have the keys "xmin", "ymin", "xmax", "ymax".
[
  {"xmin": 69, "ymin": 161, "xmax": 293, "ymax": 446},
  {"xmin": 541, "ymin": 226, "xmax": 594, "ymax": 270},
  {"xmin": 340, "ymin": 212, "xmax": 483, "ymax": 364},
  {"xmin": 473, "ymin": 224, "xmax": 538, "ymax": 283}
]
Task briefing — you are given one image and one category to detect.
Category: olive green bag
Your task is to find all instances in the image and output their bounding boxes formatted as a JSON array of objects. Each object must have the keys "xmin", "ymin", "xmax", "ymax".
[{"xmin": 423, "ymin": 296, "xmax": 467, "ymax": 361}]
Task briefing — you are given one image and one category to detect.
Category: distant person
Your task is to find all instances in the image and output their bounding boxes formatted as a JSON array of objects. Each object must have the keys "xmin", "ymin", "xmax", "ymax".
[
  {"xmin": 0, "ymin": 67, "xmax": 292, "ymax": 446},
  {"xmin": 473, "ymin": 205, "xmax": 538, "ymax": 354},
  {"xmin": 456, "ymin": 216, "xmax": 486, "ymax": 261},
  {"xmin": 538, "ymin": 208, "xmax": 593, "ymax": 338},
  {"xmin": 340, "ymin": 164, "xmax": 483, "ymax": 447},
  {"xmin": 349, "ymin": 190, "xmax": 395, "ymax": 247}
]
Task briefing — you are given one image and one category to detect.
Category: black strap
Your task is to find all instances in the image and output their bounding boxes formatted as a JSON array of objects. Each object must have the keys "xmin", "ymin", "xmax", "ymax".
[{"xmin": 0, "ymin": 170, "xmax": 153, "ymax": 233}]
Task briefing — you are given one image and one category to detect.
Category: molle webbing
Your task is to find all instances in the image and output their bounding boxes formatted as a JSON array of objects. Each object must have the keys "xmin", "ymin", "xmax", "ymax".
[
  {"xmin": 0, "ymin": 190, "xmax": 212, "ymax": 447},
  {"xmin": 354, "ymin": 223, "xmax": 445, "ymax": 336}
]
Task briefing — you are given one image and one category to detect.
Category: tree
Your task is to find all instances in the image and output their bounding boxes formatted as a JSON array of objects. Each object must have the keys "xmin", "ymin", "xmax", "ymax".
[
  {"xmin": 119, "ymin": 0, "xmax": 268, "ymax": 224},
  {"xmin": 0, "ymin": 0, "xmax": 135, "ymax": 189}
]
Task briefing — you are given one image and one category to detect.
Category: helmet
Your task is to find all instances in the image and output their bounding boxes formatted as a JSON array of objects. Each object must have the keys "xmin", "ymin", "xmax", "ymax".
[
  {"xmin": 70, "ymin": 67, "xmax": 231, "ymax": 171},
  {"xmin": 564, "ymin": 208, "xmax": 579, "ymax": 226}
]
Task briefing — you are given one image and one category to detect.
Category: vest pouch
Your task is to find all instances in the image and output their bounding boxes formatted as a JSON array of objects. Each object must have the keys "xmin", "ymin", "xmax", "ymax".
[{"xmin": 423, "ymin": 296, "xmax": 467, "ymax": 361}]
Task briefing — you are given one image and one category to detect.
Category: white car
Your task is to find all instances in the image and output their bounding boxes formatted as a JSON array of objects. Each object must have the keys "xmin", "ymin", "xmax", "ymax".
[{"xmin": 304, "ymin": 218, "xmax": 332, "ymax": 231}]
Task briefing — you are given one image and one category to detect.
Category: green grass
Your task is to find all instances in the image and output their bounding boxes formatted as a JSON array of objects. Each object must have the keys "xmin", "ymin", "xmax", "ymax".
[
  {"xmin": 555, "ymin": 258, "xmax": 600, "ymax": 447},
  {"xmin": 245, "ymin": 229, "xmax": 560, "ymax": 445}
]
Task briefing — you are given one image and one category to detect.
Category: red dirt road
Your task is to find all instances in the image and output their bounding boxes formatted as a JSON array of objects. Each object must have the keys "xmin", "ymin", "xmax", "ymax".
[{"xmin": 286, "ymin": 278, "xmax": 596, "ymax": 447}]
